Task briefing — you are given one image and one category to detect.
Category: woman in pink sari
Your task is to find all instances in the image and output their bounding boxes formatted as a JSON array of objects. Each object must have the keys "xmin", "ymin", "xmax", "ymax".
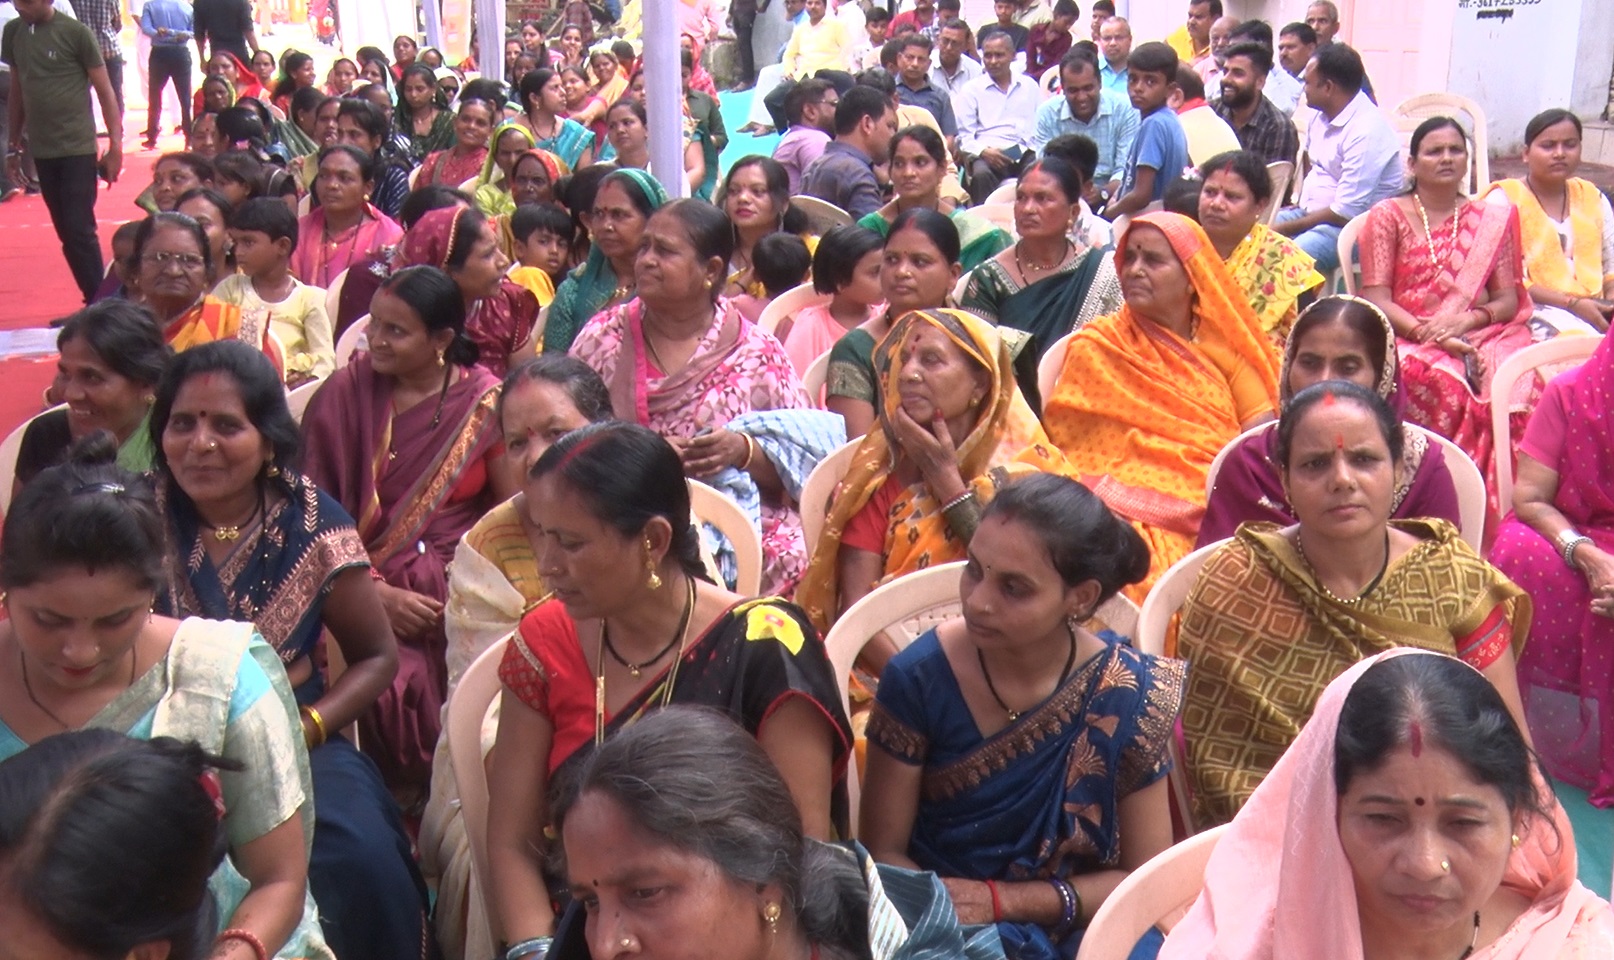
[
  {"xmin": 292, "ymin": 145, "xmax": 405, "ymax": 288},
  {"xmin": 1359, "ymin": 117, "xmax": 1533, "ymax": 528},
  {"xmin": 1161, "ymin": 649, "xmax": 1614, "ymax": 960},
  {"xmin": 302, "ymin": 265, "xmax": 518, "ymax": 797},
  {"xmin": 1491, "ymin": 332, "xmax": 1614, "ymax": 808},
  {"xmin": 569, "ymin": 199, "xmax": 822, "ymax": 596}
]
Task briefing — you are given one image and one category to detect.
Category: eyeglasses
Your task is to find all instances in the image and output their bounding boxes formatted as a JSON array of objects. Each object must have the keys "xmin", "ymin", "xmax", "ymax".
[{"xmin": 143, "ymin": 251, "xmax": 206, "ymax": 270}]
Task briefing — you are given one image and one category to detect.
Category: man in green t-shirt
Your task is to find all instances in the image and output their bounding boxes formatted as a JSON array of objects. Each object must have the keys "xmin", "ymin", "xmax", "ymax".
[{"xmin": 2, "ymin": 0, "xmax": 122, "ymax": 303}]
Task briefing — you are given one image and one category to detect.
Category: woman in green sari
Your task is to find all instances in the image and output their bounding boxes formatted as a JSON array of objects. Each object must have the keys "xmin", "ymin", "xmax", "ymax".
[
  {"xmin": 960, "ymin": 156, "xmax": 1122, "ymax": 409},
  {"xmin": 543, "ymin": 168, "xmax": 669, "ymax": 354},
  {"xmin": 857, "ymin": 126, "xmax": 1011, "ymax": 273},
  {"xmin": 0, "ymin": 440, "xmax": 331, "ymax": 960},
  {"xmin": 472, "ymin": 119, "xmax": 540, "ymax": 219}
]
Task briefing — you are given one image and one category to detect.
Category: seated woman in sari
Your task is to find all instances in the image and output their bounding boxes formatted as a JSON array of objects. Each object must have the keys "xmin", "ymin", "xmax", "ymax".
[
  {"xmin": 136, "ymin": 212, "xmax": 285, "ymax": 377},
  {"xmin": 330, "ymin": 184, "xmax": 471, "ymax": 340},
  {"xmin": 960, "ymin": 156, "xmax": 1123, "ymax": 410},
  {"xmin": 720, "ymin": 156, "xmax": 816, "ymax": 300},
  {"xmin": 418, "ymin": 96, "xmax": 499, "ymax": 189},
  {"xmin": 471, "ymin": 119, "xmax": 539, "ymax": 219},
  {"xmin": 152, "ymin": 341, "xmax": 431, "ymax": 960},
  {"xmin": 272, "ymin": 86, "xmax": 328, "ymax": 162},
  {"xmin": 779, "ymin": 224, "xmax": 886, "ymax": 378},
  {"xmin": 1484, "ymin": 108, "xmax": 1614, "ymax": 336},
  {"xmin": 1044, "ymin": 211, "xmax": 1281, "ymax": 601},
  {"xmin": 486, "ymin": 423, "xmax": 852, "ymax": 951},
  {"xmin": 0, "ymin": 442, "xmax": 332, "ymax": 959},
  {"xmin": 858, "ymin": 126, "xmax": 1011, "ymax": 273},
  {"xmin": 545, "ymin": 168, "xmax": 669, "ymax": 355},
  {"xmin": 550, "ymin": 706, "xmax": 1005, "ymax": 960},
  {"xmin": 796, "ymin": 308, "xmax": 1065, "ymax": 645},
  {"xmin": 1197, "ymin": 149, "xmax": 1324, "ymax": 348},
  {"xmin": 17, "ymin": 301, "xmax": 167, "ymax": 494},
  {"xmin": 1358, "ymin": 117, "xmax": 1533, "ymax": 525},
  {"xmin": 1198, "ymin": 296, "xmax": 1461, "ymax": 546},
  {"xmin": 302, "ymin": 266, "xmax": 519, "ymax": 796},
  {"xmin": 863, "ymin": 475, "xmax": 1183, "ymax": 960},
  {"xmin": 395, "ymin": 64, "xmax": 456, "ymax": 166},
  {"xmin": 570, "ymin": 199, "xmax": 833, "ymax": 596},
  {"xmin": 1161, "ymin": 651, "xmax": 1614, "ymax": 960},
  {"xmin": 827, "ymin": 209, "xmax": 961, "ymax": 441},
  {"xmin": 1491, "ymin": 332, "xmax": 1614, "ymax": 808},
  {"xmin": 515, "ymin": 69, "xmax": 597, "ymax": 171},
  {"xmin": 1175, "ymin": 382, "xmax": 1529, "ymax": 830},
  {"xmin": 291, "ymin": 145, "xmax": 406, "ymax": 289},
  {"xmin": 597, "ymin": 97, "xmax": 706, "ymax": 196},
  {"xmin": 394, "ymin": 206, "xmax": 539, "ymax": 378}
]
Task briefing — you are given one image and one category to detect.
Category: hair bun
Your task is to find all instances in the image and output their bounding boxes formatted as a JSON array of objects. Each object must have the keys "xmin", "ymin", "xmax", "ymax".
[{"xmin": 65, "ymin": 431, "xmax": 121, "ymax": 469}]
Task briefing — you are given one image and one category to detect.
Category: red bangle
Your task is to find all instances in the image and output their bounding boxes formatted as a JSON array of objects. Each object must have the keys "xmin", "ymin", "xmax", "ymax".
[
  {"xmin": 217, "ymin": 929, "xmax": 269, "ymax": 960},
  {"xmin": 985, "ymin": 878, "xmax": 1004, "ymax": 923}
]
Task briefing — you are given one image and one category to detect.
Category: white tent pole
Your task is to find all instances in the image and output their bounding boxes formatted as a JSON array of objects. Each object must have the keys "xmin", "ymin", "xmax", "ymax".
[{"xmin": 640, "ymin": 0, "xmax": 689, "ymax": 198}]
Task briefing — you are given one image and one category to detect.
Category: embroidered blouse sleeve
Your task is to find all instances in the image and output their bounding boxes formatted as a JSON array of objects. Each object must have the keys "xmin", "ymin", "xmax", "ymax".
[
  {"xmin": 498, "ymin": 603, "xmax": 564, "ymax": 716},
  {"xmin": 1114, "ymin": 650, "xmax": 1187, "ymax": 799},
  {"xmin": 866, "ymin": 642, "xmax": 932, "ymax": 767}
]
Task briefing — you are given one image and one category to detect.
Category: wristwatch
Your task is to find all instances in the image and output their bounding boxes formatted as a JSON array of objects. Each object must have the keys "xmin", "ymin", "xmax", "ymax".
[{"xmin": 1556, "ymin": 528, "xmax": 1593, "ymax": 567}]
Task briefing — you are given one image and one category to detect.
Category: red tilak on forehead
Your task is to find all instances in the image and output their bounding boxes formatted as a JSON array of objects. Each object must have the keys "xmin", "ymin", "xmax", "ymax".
[
  {"xmin": 1408, "ymin": 720, "xmax": 1423, "ymax": 757},
  {"xmin": 1335, "ymin": 433, "xmax": 1344, "ymax": 450},
  {"xmin": 1321, "ymin": 389, "xmax": 1337, "ymax": 407}
]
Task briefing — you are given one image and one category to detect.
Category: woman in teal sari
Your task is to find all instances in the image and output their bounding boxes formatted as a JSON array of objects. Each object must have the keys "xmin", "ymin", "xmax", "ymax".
[
  {"xmin": 0, "ymin": 441, "xmax": 332, "ymax": 960},
  {"xmin": 961, "ymin": 156, "xmax": 1122, "ymax": 410},
  {"xmin": 858, "ymin": 126, "xmax": 1011, "ymax": 272},
  {"xmin": 862, "ymin": 475, "xmax": 1184, "ymax": 960},
  {"xmin": 544, "ymin": 168, "xmax": 669, "ymax": 354}
]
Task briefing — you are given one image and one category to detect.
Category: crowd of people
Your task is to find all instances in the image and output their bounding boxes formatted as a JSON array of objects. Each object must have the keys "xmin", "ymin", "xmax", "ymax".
[{"xmin": 2, "ymin": 1, "xmax": 1614, "ymax": 960}]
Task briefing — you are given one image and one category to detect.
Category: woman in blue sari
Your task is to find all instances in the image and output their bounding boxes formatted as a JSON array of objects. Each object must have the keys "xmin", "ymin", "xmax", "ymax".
[
  {"xmin": 862, "ymin": 474, "xmax": 1184, "ymax": 960},
  {"xmin": 151, "ymin": 341, "xmax": 432, "ymax": 960}
]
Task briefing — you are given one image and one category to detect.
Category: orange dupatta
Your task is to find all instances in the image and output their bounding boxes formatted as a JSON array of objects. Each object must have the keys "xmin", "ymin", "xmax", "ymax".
[
  {"xmin": 1043, "ymin": 212, "xmax": 1280, "ymax": 599},
  {"xmin": 1489, "ymin": 177, "xmax": 1608, "ymax": 297},
  {"xmin": 163, "ymin": 296, "xmax": 286, "ymax": 379},
  {"xmin": 795, "ymin": 308, "xmax": 1065, "ymax": 632}
]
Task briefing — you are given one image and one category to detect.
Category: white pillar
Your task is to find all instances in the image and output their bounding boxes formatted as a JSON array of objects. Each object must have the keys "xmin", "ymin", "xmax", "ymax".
[
  {"xmin": 473, "ymin": 0, "xmax": 505, "ymax": 81},
  {"xmin": 641, "ymin": 0, "xmax": 689, "ymax": 198}
]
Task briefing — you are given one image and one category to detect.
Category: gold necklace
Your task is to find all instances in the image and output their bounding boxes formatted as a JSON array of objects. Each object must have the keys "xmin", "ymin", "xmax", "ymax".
[
  {"xmin": 1014, "ymin": 238, "xmax": 1072, "ymax": 276},
  {"xmin": 1294, "ymin": 530, "xmax": 1392, "ymax": 605},
  {"xmin": 202, "ymin": 501, "xmax": 262, "ymax": 542},
  {"xmin": 1412, "ymin": 193, "xmax": 1461, "ymax": 271}
]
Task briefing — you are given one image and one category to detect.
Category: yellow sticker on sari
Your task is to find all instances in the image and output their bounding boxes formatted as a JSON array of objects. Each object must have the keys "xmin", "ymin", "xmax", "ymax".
[{"xmin": 744, "ymin": 603, "xmax": 805, "ymax": 656}]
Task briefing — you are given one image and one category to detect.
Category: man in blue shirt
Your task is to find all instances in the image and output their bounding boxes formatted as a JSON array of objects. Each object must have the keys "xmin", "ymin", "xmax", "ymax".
[
  {"xmin": 1108, "ymin": 41, "xmax": 1188, "ymax": 217},
  {"xmin": 1031, "ymin": 49, "xmax": 1139, "ymax": 207},
  {"xmin": 800, "ymin": 83, "xmax": 898, "ymax": 219},
  {"xmin": 895, "ymin": 33, "xmax": 956, "ymax": 142},
  {"xmin": 1097, "ymin": 15, "xmax": 1131, "ymax": 96},
  {"xmin": 140, "ymin": 0, "xmax": 193, "ymax": 149}
]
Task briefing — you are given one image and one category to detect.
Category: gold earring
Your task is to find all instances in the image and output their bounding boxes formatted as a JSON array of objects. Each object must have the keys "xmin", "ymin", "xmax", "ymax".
[
  {"xmin": 1512, "ymin": 833, "xmax": 1521, "ymax": 848},
  {"xmin": 968, "ymin": 396, "xmax": 981, "ymax": 408},
  {"xmin": 763, "ymin": 901, "xmax": 781, "ymax": 933},
  {"xmin": 644, "ymin": 539, "xmax": 662, "ymax": 590},
  {"xmin": 265, "ymin": 463, "xmax": 280, "ymax": 477},
  {"xmin": 436, "ymin": 348, "xmax": 446, "ymax": 366}
]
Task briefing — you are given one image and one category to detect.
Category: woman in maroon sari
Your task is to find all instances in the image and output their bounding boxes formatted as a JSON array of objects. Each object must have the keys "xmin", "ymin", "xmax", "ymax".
[
  {"xmin": 1491, "ymin": 332, "xmax": 1614, "ymax": 808},
  {"xmin": 1198, "ymin": 295, "xmax": 1462, "ymax": 546},
  {"xmin": 303, "ymin": 265, "xmax": 519, "ymax": 797}
]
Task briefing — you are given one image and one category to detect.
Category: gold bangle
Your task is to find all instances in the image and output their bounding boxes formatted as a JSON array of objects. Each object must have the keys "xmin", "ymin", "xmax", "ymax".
[
  {"xmin": 738, "ymin": 432, "xmax": 756, "ymax": 471},
  {"xmin": 300, "ymin": 705, "xmax": 328, "ymax": 749}
]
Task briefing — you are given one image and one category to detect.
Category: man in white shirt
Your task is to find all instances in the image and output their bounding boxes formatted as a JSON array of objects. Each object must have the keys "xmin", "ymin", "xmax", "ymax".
[
  {"xmin": 956, "ymin": 31, "xmax": 1040, "ymax": 203},
  {"xmin": 928, "ymin": 18, "xmax": 981, "ymax": 103}
]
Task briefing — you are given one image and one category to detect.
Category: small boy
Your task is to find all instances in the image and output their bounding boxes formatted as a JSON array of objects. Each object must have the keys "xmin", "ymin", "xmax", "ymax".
[
  {"xmin": 1026, "ymin": 0, "xmax": 1079, "ymax": 78},
  {"xmin": 1107, "ymin": 41, "xmax": 1189, "ymax": 217},
  {"xmin": 850, "ymin": 7, "xmax": 891, "ymax": 71},
  {"xmin": 979, "ymin": 0, "xmax": 1030, "ymax": 53},
  {"xmin": 90, "ymin": 220, "xmax": 143, "ymax": 304},
  {"xmin": 508, "ymin": 202, "xmax": 575, "ymax": 308},
  {"xmin": 735, "ymin": 233, "xmax": 811, "ymax": 324},
  {"xmin": 215, "ymin": 198, "xmax": 334, "ymax": 387}
]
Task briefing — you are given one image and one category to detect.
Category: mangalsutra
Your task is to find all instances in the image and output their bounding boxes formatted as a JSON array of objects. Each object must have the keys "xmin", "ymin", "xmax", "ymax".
[
  {"xmin": 1295, "ymin": 529, "xmax": 1391, "ymax": 604},
  {"xmin": 977, "ymin": 620, "xmax": 1079, "ymax": 721},
  {"xmin": 595, "ymin": 577, "xmax": 696, "ymax": 743},
  {"xmin": 1014, "ymin": 238, "xmax": 1072, "ymax": 276},
  {"xmin": 20, "ymin": 645, "xmax": 138, "ymax": 731},
  {"xmin": 202, "ymin": 501, "xmax": 262, "ymax": 542},
  {"xmin": 1413, "ymin": 194, "xmax": 1462, "ymax": 271}
]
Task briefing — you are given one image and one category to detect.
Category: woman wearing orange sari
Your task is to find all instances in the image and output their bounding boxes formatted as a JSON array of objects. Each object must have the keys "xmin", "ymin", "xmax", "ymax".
[
  {"xmin": 1359, "ymin": 117, "xmax": 1533, "ymax": 526},
  {"xmin": 796, "ymin": 308, "xmax": 1066, "ymax": 643},
  {"xmin": 1043, "ymin": 211, "xmax": 1281, "ymax": 601},
  {"xmin": 136, "ymin": 212, "xmax": 284, "ymax": 377}
]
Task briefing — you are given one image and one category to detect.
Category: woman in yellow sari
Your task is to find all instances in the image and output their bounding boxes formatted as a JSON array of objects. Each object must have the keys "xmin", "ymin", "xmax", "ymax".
[
  {"xmin": 1484, "ymin": 108, "xmax": 1614, "ymax": 335},
  {"xmin": 1198, "ymin": 150, "xmax": 1324, "ymax": 348},
  {"xmin": 1044, "ymin": 211, "xmax": 1281, "ymax": 601},
  {"xmin": 796, "ymin": 308, "xmax": 1065, "ymax": 646}
]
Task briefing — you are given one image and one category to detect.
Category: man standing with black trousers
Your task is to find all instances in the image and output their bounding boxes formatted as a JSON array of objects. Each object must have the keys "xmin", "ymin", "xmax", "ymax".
[
  {"xmin": 140, "ymin": 0, "xmax": 192, "ymax": 148},
  {"xmin": 3, "ymin": 0, "xmax": 123, "ymax": 304},
  {"xmin": 193, "ymin": 0, "xmax": 257, "ymax": 66}
]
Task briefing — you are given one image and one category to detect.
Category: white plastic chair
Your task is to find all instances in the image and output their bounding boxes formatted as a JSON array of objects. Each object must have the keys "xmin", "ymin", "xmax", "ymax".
[
  {"xmin": 297, "ymin": 192, "xmax": 312, "ymax": 218},
  {"xmin": 1137, "ymin": 540, "xmax": 1228, "ymax": 834},
  {"xmin": 951, "ymin": 269, "xmax": 973, "ymax": 304},
  {"xmin": 335, "ymin": 316, "xmax": 369, "ymax": 367},
  {"xmin": 1490, "ymin": 335, "xmax": 1601, "ymax": 511},
  {"xmin": 0, "ymin": 404, "xmax": 66, "ymax": 513},
  {"xmin": 792, "ymin": 196, "xmax": 854, "ymax": 234},
  {"xmin": 824, "ymin": 561, "xmax": 966, "ymax": 834},
  {"xmin": 757, "ymin": 282, "xmax": 829, "ymax": 338},
  {"xmin": 801, "ymin": 350, "xmax": 832, "ymax": 405},
  {"xmin": 1336, "ymin": 212, "xmax": 1368, "ymax": 295},
  {"xmin": 323, "ymin": 268, "xmax": 348, "ymax": 326},
  {"xmin": 1073, "ymin": 825, "xmax": 1229, "ymax": 960},
  {"xmin": 1039, "ymin": 65, "xmax": 1062, "ymax": 98},
  {"xmin": 1093, "ymin": 593, "xmax": 1141, "ymax": 641},
  {"xmin": 799, "ymin": 439, "xmax": 860, "ymax": 555},
  {"xmin": 285, "ymin": 380, "xmax": 322, "ymax": 423},
  {"xmin": 445, "ymin": 638, "xmax": 506, "ymax": 957},
  {"xmin": 1263, "ymin": 160, "xmax": 1294, "ymax": 224},
  {"xmin": 985, "ymin": 178, "xmax": 1018, "ymax": 205},
  {"xmin": 1037, "ymin": 331, "xmax": 1076, "ymax": 412},
  {"xmin": 1391, "ymin": 92, "xmax": 1490, "ymax": 196},
  {"xmin": 975, "ymin": 202, "xmax": 1017, "ymax": 234},
  {"xmin": 688, "ymin": 479, "xmax": 763, "ymax": 596}
]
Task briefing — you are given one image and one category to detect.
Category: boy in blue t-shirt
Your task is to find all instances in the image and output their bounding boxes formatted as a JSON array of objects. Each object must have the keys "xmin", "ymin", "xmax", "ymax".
[{"xmin": 1108, "ymin": 41, "xmax": 1189, "ymax": 217}]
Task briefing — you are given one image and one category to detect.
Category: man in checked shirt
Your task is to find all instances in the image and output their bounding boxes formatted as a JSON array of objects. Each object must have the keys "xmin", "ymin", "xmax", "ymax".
[{"xmin": 68, "ymin": 0, "xmax": 124, "ymax": 116}]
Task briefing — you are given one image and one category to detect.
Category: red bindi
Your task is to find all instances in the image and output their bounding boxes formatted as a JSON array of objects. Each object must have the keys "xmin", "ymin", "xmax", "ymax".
[
  {"xmin": 1414, "ymin": 797, "xmax": 1425, "ymax": 806},
  {"xmin": 1334, "ymin": 433, "xmax": 1345, "ymax": 450},
  {"xmin": 1321, "ymin": 389, "xmax": 1337, "ymax": 407},
  {"xmin": 1408, "ymin": 720, "xmax": 1423, "ymax": 757}
]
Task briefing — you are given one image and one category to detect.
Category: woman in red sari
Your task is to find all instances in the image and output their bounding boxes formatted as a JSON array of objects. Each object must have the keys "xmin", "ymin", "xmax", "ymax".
[
  {"xmin": 417, "ymin": 96, "xmax": 498, "ymax": 188},
  {"xmin": 302, "ymin": 265, "xmax": 520, "ymax": 797},
  {"xmin": 1359, "ymin": 117, "xmax": 1533, "ymax": 526}
]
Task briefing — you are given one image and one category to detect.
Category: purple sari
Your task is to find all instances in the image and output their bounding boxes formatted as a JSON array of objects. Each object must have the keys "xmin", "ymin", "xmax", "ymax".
[
  {"xmin": 302, "ymin": 355, "xmax": 503, "ymax": 790},
  {"xmin": 1490, "ymin": 334, "xmax": 1614, "ymax": 807},
  {"xmin": 1198, "ymin": 298, "xmax": 1462, "ymax": 547}
]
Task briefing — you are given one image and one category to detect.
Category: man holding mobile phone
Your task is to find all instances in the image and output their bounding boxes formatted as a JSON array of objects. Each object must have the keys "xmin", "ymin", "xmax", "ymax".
[{"xmin": 3, "ymin": 0, "xmax": 121, "ymax": 304}]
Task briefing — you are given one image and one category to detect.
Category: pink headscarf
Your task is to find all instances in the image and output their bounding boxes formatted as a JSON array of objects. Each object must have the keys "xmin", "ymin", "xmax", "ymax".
[
  {"xmin": 394, "ymin": 206, "xmax": 472, "ymax": 270},
  {"xmin": 1160, "ymin": 648, "xmax": 1614, "ymax": 960}
]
